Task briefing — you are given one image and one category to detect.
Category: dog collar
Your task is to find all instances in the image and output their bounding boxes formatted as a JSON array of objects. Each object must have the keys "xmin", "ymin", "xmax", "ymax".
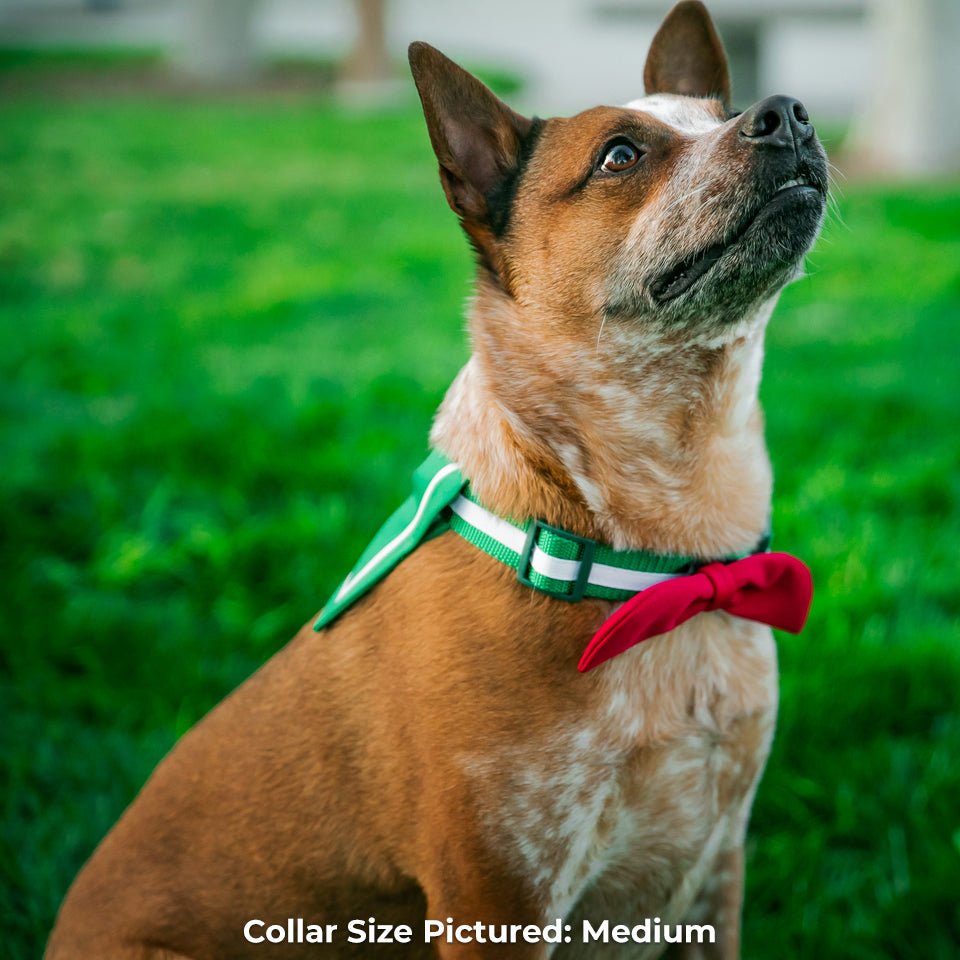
[
  {"xmin": 314, "ymin": 453, "xmax": 812, "ymax": 670},
  {"xmin": 314, "ymin": 451, "xmax": 763, "ymax": 627},
  {"xmin": 446, "ymin": 494, "xmax": 730, "ymax": 602}
]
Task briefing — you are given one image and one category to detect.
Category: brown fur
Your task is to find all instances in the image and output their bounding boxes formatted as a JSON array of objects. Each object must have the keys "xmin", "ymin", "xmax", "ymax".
[{"xmin": 47, "ymin": 3, "xmax": 826, "ymax": 958}]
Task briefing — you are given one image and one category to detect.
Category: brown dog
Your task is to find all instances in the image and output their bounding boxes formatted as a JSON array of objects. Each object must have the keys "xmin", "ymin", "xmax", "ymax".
[{"xmin": 46, "ymin": 3, "xmax": 826, "ymax": 958}]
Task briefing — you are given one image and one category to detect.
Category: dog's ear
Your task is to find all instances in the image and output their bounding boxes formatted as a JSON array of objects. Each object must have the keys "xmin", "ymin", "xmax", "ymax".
[
  {"xmin": 408, "ymin": 42, "xmax": 534, "ymax": 235},
  {"xmin": 643, "ymin": 1, "xmax": 731, "ymax": 105}
]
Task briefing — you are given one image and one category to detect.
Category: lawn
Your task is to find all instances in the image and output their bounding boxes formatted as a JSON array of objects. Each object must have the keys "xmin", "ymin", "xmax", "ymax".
[{"xmin": 1, "ymin": 64, "xmax": 958, "ymax": 959}]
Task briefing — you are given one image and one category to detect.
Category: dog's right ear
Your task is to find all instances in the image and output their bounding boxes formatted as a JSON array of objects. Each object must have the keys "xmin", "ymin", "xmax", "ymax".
[{"xmin": 408, "ymin": 42, "xmax": 534, "ymax": 236}]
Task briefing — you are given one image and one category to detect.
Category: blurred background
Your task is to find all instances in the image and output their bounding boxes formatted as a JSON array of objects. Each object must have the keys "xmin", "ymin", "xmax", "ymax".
[{"xmin": 1, "ymin": 1, "xmax": 958, "ymax": 958}]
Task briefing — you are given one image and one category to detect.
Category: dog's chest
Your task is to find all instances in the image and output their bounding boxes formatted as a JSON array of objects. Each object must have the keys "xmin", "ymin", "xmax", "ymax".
[
  {"xmin": 494, "ymin": 720, "xmax": 722, "ymax": 927},
  {"xmin": 463, "ymin": 618, "xmax": 777, "ymax": 946}
]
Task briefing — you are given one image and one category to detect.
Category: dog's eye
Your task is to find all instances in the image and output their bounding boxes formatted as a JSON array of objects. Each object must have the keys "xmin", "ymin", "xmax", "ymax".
[{"xmin": 600, "ymin": 140, "xmax": 642, "ymax": 173}]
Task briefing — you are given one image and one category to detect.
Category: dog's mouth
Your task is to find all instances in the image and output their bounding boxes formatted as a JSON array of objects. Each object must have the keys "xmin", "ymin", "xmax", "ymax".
[{"xmin": 649, "ymin": 170, "xmax": 825, "ymax": 304}]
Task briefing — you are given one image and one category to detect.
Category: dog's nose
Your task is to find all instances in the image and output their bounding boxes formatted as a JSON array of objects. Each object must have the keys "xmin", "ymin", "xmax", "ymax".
[{"xmin": 739, "ymin": 95, "xmax": 813, "ymax": 148}]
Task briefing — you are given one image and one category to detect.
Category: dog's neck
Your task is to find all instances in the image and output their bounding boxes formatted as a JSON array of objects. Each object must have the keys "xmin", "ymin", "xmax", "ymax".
[{"xmin": 432, "ymin": 279, "xmax": 775, "ymax": 558}]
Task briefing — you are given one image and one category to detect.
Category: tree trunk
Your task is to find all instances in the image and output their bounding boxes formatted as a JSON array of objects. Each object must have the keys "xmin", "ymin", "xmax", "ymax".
[
  {"xmin": 848, "ymin": 0, "xmax": 960, "ymax": 176},
  {"xmin": 338, "ymin": 0, "xmax": 399, "ymax": 104}
]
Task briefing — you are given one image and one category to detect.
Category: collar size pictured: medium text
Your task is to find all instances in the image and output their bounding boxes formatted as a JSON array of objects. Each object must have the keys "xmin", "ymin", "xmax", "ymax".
[{"xmin": 243, "ymin": 916, "xmax": 717, "ymax": 947}]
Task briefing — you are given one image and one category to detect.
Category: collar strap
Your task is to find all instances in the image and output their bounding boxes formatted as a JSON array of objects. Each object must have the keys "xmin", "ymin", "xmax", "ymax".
[
  {"xmin": 448, "ymin": 492, "xmax": 758, "ymax": 603},
  {"xmin": 313, "ymin": 450, "xmax": 769, "ymax": 633}
]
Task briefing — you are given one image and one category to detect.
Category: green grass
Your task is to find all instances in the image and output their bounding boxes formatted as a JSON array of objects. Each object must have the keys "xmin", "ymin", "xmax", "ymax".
[
  {"xmin": 0, "ymin": 47, "xmax": 165, "ymax": 69},
  {"xmin": 0, "ymin": 46, "xmax": 523, "ymax": 100},
  {"xmin": 2, "ymin": 70, "xmax": 959, "ymax": 959}
]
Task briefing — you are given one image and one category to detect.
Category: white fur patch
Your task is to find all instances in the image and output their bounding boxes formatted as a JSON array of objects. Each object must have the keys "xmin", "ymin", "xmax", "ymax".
[
  {"xmin": 623, "ymin": 93, "xmax": 725, "ymax": 136},
  {"xmin": 459, "ymin": 725, "xmax": 623, "ymax": 923}
]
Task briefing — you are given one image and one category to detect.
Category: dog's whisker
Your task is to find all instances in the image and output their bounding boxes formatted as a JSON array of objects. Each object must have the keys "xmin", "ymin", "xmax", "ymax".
[
  {"xmin": 657, "ymin": 181, "xmax": 713, "ymax": 221},
  {"xmin": 596, "ymin": 314, "xmax": 608, "ymax": 357},
  {"xmin": 824, "ymin": 191, "xmax": 848, "ymax": 232},
  {"xmin": 826, "ymin": 160, "xmax": 848, "ymax": 183}
]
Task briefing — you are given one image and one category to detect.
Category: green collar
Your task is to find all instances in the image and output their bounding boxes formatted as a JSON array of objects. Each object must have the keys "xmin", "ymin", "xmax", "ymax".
[{"xmin": 315, "ymin": 451, "xmax": 763, "ymax": 630}]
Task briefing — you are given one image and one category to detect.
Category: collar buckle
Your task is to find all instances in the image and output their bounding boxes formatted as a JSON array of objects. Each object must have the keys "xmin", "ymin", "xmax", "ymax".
[{"xmin": 517, "ymin": 520, "xmax": 597, "ymax": 602}]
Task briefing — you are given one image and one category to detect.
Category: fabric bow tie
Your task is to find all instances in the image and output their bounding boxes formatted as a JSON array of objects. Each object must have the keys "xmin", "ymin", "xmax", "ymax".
[{"xmin": 578, "ymin": 552, "xmax": 813, "ymax": 672}]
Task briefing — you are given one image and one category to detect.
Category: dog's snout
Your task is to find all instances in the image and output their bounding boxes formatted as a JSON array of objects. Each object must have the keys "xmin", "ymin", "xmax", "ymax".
[{"xmin": 739, "ymin": 95, "xmax": 813, "ymax": 148}]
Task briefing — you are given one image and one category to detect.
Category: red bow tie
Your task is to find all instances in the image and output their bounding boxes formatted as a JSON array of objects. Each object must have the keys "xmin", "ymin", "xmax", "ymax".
[{"xmin": 578, "ymin": 552, "xmax": 813, "ymax": 672}]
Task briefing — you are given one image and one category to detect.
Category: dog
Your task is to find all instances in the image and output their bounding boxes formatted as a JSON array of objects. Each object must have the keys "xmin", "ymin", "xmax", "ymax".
[{"xmin": 46, "ymin": 2, "xmax": 826, "ymax": 957}]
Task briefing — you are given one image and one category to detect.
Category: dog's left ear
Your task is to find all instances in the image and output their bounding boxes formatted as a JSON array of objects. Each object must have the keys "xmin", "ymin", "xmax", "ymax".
[
  {"xmin": 643, "ymin": 1, "xmax": 731, "ymax": 105},
  {"xmin": 408, "ymin": 42, "xmax": 534, "ymax": 237}
]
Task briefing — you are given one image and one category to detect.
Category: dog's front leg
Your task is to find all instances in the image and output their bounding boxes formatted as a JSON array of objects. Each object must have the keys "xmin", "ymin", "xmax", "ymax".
[
  {"xmin": 665, "ymin": 846, "xmax": 744, "ymax": 960},
  {"xmin": 423, "ymin": 898, "xmax": 551, "ymax": 960},
  {"xmin": 421, "ymin": 868, "xmax": 550, "ymax": 960}
]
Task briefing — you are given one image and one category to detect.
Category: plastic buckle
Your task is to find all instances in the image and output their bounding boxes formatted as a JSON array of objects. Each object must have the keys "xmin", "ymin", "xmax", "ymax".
[{"xmin": 517, "ymin": 520, "xmax": 597, "ymax": 602}]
